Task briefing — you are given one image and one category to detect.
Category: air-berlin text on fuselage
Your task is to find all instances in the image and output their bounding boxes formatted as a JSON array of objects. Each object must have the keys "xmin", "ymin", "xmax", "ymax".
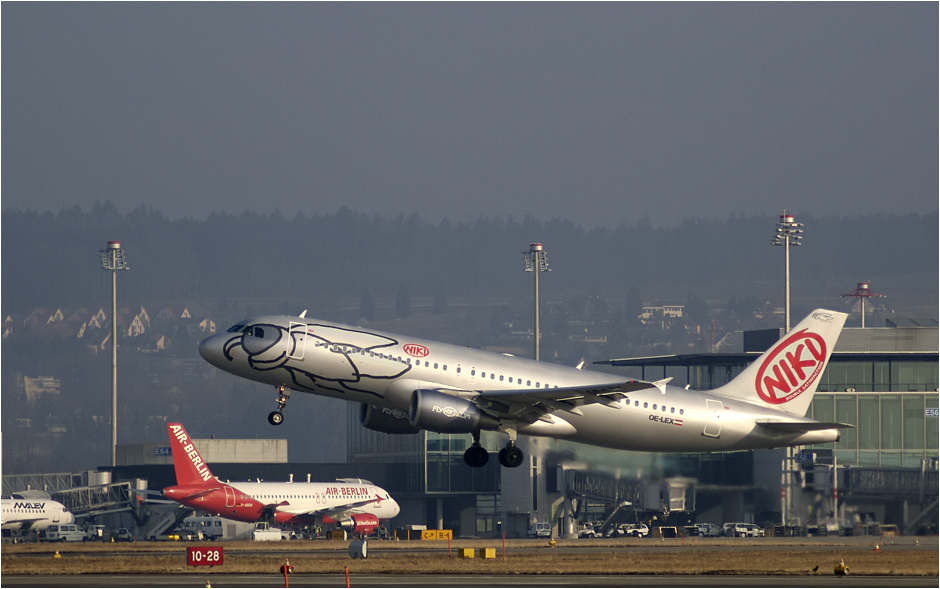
[
  {"xmin": 325, "ymin": 486, "xmax": 371, "ymax": 498},
  {"xmin": 169, "ymin": 424, "xmax": 213, "ymax": 482},
  {"xmin": 403, "ymin": 344, "xmax": 429, "ymax": 358},
  {"xmin": 755, "ymin": 329, "xmax": 827, "ymax": 405}
]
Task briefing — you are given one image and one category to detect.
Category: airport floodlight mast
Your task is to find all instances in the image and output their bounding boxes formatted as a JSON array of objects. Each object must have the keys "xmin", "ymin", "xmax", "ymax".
[
  {"xmin": 770, "ymin": 213, "xmax": 802, "ymax": 526},
  {"xmin": 522, "ymin": 243, "xmax": 550, "ymax": 361},
  {"xmin": 771, "ymin": 212, "xmax": 803, "ymax": 333},
  {"xmin": 100, "ymin": 241, "xmax": 128, "ymax": 467},
  {"xmin": 840, "ymin": 282, "xmax": 886, "ymax": 328}
]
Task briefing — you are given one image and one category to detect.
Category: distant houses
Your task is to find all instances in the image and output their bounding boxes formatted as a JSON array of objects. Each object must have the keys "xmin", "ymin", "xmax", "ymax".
[{"xmin": 3, "ymin": 303, "xmax": 217, "ymax": 353}]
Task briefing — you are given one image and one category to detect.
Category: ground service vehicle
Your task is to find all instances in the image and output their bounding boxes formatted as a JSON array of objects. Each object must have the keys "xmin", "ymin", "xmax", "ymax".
[
  {"xmin": 527, "ymin": 521, "xmax": 551, "ymax": 538},
  {"xmin": 45, "ymin": 524, "xmax": 84, "ymax": 542},
  {"xmin": 113, "ymin": 528, "xmax": 133, "ymax": 542},
  {"xmin": 694, "ymin": 523, "xmax": 721, "ymax": 537},
  {"xmin": 252, "ymin": 521, "xmax": 289, "ymax": 541},
  {"xmin": 181, "ymin": 516, "xmax": 223, "ymax": 541},
  {"xmin": 622, "ymin": 523, "xmax": 649, "ymax": 537},
  {"xmin": 84, "ymin": 525, "xmax": 106, "ymax": 541}
]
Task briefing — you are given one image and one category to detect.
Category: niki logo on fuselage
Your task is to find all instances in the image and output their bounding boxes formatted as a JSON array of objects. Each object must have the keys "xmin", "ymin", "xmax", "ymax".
[{"xmin": 221, "ymin": 322, "xmax": 412, "ymax": 399}]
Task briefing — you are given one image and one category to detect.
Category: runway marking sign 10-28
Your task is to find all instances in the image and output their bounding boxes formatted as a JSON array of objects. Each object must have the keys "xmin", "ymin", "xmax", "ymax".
[{"xmin": 187, "ymin": 546, "xmax": 223, "ymax": 567}]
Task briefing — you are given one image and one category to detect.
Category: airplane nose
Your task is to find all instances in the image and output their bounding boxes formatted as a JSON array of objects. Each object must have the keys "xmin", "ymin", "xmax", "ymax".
[{"xmin": 198, "ymin": 335, "xmax": 226, "ymax": 367}]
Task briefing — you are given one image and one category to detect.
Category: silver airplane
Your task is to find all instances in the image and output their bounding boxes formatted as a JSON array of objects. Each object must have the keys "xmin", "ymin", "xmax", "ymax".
[{"xmin": 198, "ymin": 309, "xmax": 849, "ymax": 468}]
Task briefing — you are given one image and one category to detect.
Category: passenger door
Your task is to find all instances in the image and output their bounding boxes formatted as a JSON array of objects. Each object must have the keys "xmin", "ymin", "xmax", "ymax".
[{"xmin": 703, "ymin": 399, "xmax": 722, "ymax": 438}]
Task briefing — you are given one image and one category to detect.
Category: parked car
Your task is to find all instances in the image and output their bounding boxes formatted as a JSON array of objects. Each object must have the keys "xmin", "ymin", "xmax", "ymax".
[
  {"xmin": 743, "ymin": 524, "xmax": 763, "ymax": 537},
  {"xmin": 527, "ymin": 521, "xmax": 552, "ymax": 539},
  {"xmin": 731, "ymin": 523, "xmax": 762, "ymax": 537}
]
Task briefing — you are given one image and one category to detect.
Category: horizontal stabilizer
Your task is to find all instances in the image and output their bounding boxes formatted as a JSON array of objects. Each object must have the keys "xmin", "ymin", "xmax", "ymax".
[
  {"xmin": 755, "ymin": 419, "xmax": 854, "ymax": 433},
  {"xmin": 178, "ymin": 487, "xmax": 221, "ymax": 501}
]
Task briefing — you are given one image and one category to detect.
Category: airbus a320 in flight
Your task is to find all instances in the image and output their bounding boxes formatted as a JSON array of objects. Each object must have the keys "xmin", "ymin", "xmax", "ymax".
[
  {"xmin": 162, "ymin": 423, "xmax": 399, "ymax": 534},
  {"xmin": 198, "ymin": 309, "xmax": 850, "ymax": 469}
]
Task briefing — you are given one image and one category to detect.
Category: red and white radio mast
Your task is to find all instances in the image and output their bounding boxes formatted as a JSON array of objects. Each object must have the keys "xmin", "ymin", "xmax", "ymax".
[{"xmin": 840, "ymin": 282, "xmax": 886, "ymax": 328}]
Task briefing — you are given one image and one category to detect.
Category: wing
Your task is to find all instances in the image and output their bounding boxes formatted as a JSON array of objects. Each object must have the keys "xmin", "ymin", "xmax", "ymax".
[
  {"xmin": 12, "ymin": 518, "xmax": 43, "ymax": 531},
  {"xmin": 476, "ymin": 380, "xmax": 657, "ymax": 425},
  {"xmin": 277, "ymin": 496, "xmax": 385, "ymax": 518}
]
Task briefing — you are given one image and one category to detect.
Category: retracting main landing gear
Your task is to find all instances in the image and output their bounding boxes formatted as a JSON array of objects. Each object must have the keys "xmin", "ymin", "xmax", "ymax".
[
  {"xmin": 497, "ymin": 428, "xmax": 524, "ymax": 468},
  {"xmin": 463, "ymin": 431, "xmax": 489, "ymax": 468},
  {"xmin": 268, "ymin": 386, "xmax": 291, "ymax": 426}
]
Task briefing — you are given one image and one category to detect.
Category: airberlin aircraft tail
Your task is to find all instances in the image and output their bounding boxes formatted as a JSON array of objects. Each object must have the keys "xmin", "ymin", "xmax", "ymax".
[
  {"xmin": 167, "ymin": 423, "xmax": 216, "ymax": 486},
  {"xmin": 712, "ymin": 309, "xmax": 848, "ymax": 416}
]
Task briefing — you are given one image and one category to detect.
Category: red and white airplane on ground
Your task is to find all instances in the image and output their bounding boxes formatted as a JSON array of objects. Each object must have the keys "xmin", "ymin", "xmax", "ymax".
[{"xmin": 161, "ymin": 423, "xmax": 399, "ymax": 534}]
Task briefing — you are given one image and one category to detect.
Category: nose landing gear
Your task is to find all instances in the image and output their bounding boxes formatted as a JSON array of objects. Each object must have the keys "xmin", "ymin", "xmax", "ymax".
[{"xmin": 268, "ymin": 386, "xmax": 290, "ymax": 426}]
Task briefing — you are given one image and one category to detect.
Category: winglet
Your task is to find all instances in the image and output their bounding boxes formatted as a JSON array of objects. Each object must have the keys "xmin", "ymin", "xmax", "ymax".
[
  {"xmin": 167, "ymin": 423, "xmax": 216, "ymax": 485},
  {"xmin": 653, "ymin": 378, "xmax": 673, "ymax": 394}
]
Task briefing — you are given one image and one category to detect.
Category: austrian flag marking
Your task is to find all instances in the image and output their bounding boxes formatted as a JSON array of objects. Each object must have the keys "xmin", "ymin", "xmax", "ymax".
[{"xmin": 755, "ymin": 329, "xmax": 827, "ymax": 405}]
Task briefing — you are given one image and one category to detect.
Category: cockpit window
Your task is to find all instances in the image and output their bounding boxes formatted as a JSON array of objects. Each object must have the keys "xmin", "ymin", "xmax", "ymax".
[
  {"xmin": 249, "ymin": 327, "xmax": 264, "ymax": 338},
  {"xmin": 227, "ymin": 324, "xmax": 246, "ymax": 333}
]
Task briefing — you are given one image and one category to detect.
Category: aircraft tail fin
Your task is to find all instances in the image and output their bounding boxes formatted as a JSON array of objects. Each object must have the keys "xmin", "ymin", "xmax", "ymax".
[
  {"xmin": 712, "ymin": 309, "xmax": 847, "ymax": 416},
  {"xmin": 166, "ymin": 423, "xmax": 216, "ymax": 485}
]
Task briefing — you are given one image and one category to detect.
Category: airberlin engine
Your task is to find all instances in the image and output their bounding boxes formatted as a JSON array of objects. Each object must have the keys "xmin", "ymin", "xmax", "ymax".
[
  {"xmin": 409, "ymin": 390, "xmax": 499, "ymax": 433},
  {"xmin": 359, "ymin": 404, "xmax": 420, "ymax": 435},
  {"xmin": 333, "ymin": 513, "xmax": 380, "ymax": 535}
]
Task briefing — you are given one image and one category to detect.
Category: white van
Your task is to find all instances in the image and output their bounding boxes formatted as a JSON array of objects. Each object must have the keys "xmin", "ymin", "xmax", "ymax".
[
  {"xmin": 45, "ymin": 524, "xmax": 85, "ymax": 542},
  {"xmin": 527, "ymin": 521, "xmax": 552, "ymax": 538},
  {"xmin": 180, "ymin": 516, "xmax": 224, "ymax": 541}
]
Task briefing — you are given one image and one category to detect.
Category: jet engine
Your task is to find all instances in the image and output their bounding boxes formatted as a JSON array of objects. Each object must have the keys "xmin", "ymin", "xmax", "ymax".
[
  {"xmin": 359, "ymin": 404, "xmax": 420, "ymax": 435},
  {"xmin": 409, "ymin": 390, "xmax": 499, "ymax": 433},
  {"xmin": 334, "ymin": 513, "xmax": 380, "ymax": 535}
]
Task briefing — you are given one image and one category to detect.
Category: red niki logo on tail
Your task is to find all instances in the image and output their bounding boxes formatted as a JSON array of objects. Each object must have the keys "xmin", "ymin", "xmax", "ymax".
[
  {"xmin": 754, "ymin": 329, "xmax": 827, "ymax": 405},
  {"xmin": 168, "ymin": 423, "xmax": 214, "ymax": 483}
]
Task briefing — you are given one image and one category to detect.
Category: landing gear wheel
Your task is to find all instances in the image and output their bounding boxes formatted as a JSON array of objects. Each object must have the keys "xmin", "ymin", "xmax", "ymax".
[
  {"xmin": 498, "ymin": 445, "xmax": 524, "ymax": 468},
  {"xmin": 464, "ymin": 445, "xmax": 489, "ymax": 468},
  {"xmin": 268, "ymin": 411, "xmax": 284, "ymax": 426}
]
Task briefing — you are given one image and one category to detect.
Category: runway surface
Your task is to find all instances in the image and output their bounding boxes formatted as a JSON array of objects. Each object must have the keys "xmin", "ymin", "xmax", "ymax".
[{"xmin": 3, "ymin": 573, "xmax": 938, "ymax": 588}]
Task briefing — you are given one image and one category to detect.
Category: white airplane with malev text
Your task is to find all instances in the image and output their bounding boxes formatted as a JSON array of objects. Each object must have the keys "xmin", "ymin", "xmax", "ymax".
[
  {"xmin": 198, "ymin": 309, "xmax": 850, "ymax": 468},
  {"xmin": 1, "ymin": 494, "xmax": 75, "ymax": 532},
  {"xmin": 162, "ymin": 422, "xmax": 399, "ymax": 534}
]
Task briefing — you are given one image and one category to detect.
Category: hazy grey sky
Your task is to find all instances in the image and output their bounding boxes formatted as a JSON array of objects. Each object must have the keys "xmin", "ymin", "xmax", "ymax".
[{"xmin": 3, "ymin": 3, "xmax": 936, "ymax": 228}]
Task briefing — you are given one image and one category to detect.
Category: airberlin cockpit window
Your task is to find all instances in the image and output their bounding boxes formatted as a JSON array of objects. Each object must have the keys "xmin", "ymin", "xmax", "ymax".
[{"xmin": 227, "ymin": 324, "xmax": 246, "ymax": 333}]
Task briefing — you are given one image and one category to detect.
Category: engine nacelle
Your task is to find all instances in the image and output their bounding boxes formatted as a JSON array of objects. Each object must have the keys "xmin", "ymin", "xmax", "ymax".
[
  {"xmin": 409, "ymin": 390, "xmax": 499, "ymax": 433},
  {"xmin": 333, "ymin": 513, "xmax": 380, "ymax": 535},
  {"xmin": 359, "ymin": 404, "xmax": 420, "ymax": 435}
]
